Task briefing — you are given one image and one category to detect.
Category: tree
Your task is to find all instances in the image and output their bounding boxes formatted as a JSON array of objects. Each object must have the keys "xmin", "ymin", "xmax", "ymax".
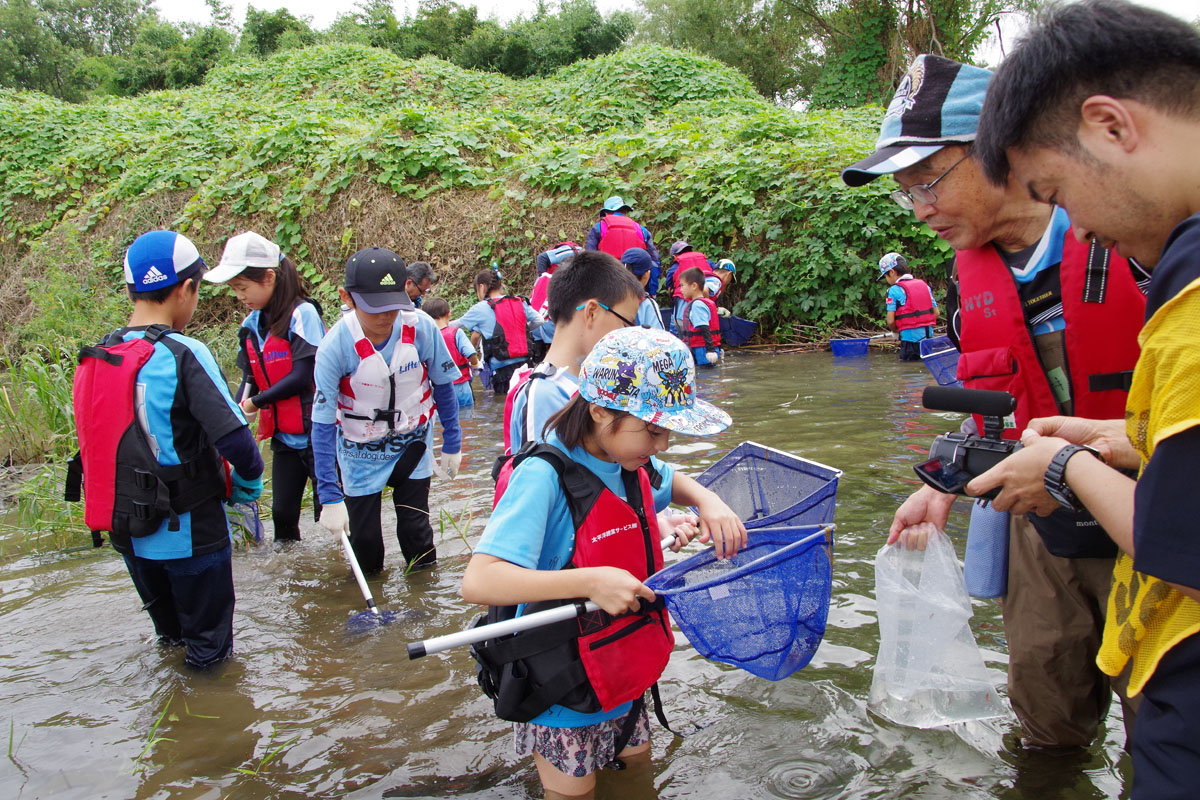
[
  {"xmin": 637, "ymin": 0, "xmax": 1035, "ymax": 107},
  {"xmin": 0, "ymin": 0, "xmax": 82, "ymax": 99},
  {"xmin": 241, "ymin": 6, "xmax": 315, "ymax": 58}
]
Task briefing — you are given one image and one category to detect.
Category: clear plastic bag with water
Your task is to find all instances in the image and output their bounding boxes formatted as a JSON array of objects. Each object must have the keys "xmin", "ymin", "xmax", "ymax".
[{"xmin": 869, "ymin": 529, "xmax": 1009, "ymax": 728}]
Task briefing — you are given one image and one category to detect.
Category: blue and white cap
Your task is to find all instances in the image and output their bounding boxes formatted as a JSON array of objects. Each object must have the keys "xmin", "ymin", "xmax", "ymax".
[
  {"xmin": 602, "ymin": 195, "xmax": 632, "ymax": 214},
  {"xmin": 841, "ymin": 55, "xmax": 993, "ymax": 187},
  {"xmin": 124, "ymin": 230, "xmax": 206, "ymax": 292},
  {"xmin": 579, "ymin": 327, "xmax": 731, "ymax": 437}
]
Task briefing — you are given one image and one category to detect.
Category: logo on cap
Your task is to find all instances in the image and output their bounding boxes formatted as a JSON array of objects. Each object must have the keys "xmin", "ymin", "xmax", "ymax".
[
  {"xmin": 379, "ymin": 273, "xmax": 396, "ymax": 286},
  {"xmin": 886, "ymin": 60, "xmax": 926, "ymax": 120},
  {"xmin": 142, "ymin": 266, "xmax": 168, "ymax": 284}
]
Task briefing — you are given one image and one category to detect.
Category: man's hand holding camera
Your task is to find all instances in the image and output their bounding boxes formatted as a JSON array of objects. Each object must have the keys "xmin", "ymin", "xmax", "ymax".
[{"xmin": 966, "ymin": 430, "xmax": 1079, "ymax": 516}]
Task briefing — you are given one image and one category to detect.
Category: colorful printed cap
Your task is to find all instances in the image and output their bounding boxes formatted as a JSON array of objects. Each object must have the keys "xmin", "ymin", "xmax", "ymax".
[
  {"xmin": 841, "ymin": 55, "xmax": 993, "ymax": 187},
  {"xmin": 124, "ymin": 230, "xmax": 205, "ymax": 292},
  {"xmin": 579, "ymin": 327, "xmax": 731, "ymax": 436},
  {"xmin": 204, "ymin": 231, "xmax": 281, "ymax": 283},
  {"xmin": 602, "ymin": 195, "xmax": 632, "ymax": 213},
  {"xmin": 877, "ymin": 252, "xmax": 908, "ymax": 279}
]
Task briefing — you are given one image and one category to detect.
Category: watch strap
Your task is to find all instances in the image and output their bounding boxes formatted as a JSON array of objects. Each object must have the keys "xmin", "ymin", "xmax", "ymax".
[{"xmin": 1043, "ymin": 444, "xmax": 1100, "ymax": 511}]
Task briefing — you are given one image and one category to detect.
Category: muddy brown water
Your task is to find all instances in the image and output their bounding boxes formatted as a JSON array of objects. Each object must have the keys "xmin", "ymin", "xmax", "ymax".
[{"xmin": 0, "ymin": 350, "xmax": 1130, "ymax": 799}]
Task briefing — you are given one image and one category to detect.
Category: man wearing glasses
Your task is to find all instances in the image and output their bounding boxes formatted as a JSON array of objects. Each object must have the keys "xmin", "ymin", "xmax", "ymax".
[{"xmin": 842, "ymin": 55, "xmax": 1147, "ymax": 753}]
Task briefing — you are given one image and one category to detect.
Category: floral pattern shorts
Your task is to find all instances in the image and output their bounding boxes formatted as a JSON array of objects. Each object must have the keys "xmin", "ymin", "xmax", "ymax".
[{"xmin": 513, "ymin": 705, "xmax": 651, "ymax": 778}]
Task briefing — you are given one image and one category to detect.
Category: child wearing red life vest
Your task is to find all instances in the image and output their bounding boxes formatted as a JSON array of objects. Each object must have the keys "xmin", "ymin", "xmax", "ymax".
[
  {"xmin": 423, "ymin": 296, "xmax": 479, "ymax": 409},
  {"xmin": 451, "ymin": 268, "xmax": 544, "ymax": 396},
  {"xmin": 203, "ymin": 232, "xmax": 326, "ymax": 542},
  {"xmin": 462, "ymin": 327, "xmax": 746, "ymax": 798}
]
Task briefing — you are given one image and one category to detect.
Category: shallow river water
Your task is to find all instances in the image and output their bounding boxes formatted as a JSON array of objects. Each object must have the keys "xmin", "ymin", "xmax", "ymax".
[{"xmin": 0, "ymin": 350, "xmax": 1131, "ymax": 799}]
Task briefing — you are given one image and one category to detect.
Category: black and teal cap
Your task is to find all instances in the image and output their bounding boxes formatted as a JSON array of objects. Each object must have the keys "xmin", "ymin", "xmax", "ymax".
[
  {"xmin": 345, "ymin": 247, "xmax": 412, "ymax": 312},
  {"xmin": 842, "ymin": 55, "xmax": 993, "ymax": 187}
]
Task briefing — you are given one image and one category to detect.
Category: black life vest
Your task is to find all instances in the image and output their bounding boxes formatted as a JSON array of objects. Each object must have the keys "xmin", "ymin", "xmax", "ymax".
[
  {"xmin": 484, "ymin": 295, "xmax": 532, "ymax": 362},
  {"xmin": 472, "ymin": 444, "xmax": 673, "ymax": 722},
  {"xmin": 64, "ymin": 325, "xmax": 226, "ymax": 550}
]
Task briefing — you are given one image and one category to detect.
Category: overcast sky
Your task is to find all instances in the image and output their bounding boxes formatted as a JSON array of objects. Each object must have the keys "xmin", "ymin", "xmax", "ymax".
[{"xmin": 153, "ymin": 0, "xmax": 1198, "ymax": 59}]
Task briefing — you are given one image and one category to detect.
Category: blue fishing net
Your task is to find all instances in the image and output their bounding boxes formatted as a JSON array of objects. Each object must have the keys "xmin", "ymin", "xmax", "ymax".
[
  {"xmin": 695, "ymin": 442, "xmax": 840, "ymax": 529},
  {"xmin": 920, "ymin": 335, "xmax": 962, "ymax": 387},
  {"xmin": 647, "ymin": 526, "xmax": 834, "ymax": 681}
]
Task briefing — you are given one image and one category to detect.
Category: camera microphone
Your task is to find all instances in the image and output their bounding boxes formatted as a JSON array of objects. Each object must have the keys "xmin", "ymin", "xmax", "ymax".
[{"xmin": 922, "ymin": 386, "xmax": 1016, "ymax": 418}]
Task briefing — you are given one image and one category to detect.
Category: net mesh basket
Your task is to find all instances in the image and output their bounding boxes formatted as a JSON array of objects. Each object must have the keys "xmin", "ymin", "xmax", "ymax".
[
  {"xmin": 920, "ymin": 335, "xmax": 962, "ymax": 387},
  {"xmin": 694, "ymin": 442, "xmax": 841, "ymax": 529},
  {"xmin": 647, "ymin": 525, "xmax": 834, "ymax": 681}
]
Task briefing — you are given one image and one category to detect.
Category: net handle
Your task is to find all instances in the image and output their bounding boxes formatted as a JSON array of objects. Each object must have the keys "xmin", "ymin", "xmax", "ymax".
[
  {"xmin": 408, "ymin": 534, "xmax": 677, "ymax": 659},
  {"xmin": 649, "ymin": 524, "xmax": 834, "ymax": 597}
]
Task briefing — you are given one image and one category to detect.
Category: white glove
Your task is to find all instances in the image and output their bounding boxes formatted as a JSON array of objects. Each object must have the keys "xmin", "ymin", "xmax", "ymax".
[
  {"xmin": 716, "ymin": 306, "xmax": 732, "ymax": 318},
  {"xmin": 319, "ymin": 500, "xmax": 349, "ymax": 536},
  {"xmin": 440, "ymin": 451, "xmax": 463, "ymax": 479},
  {"xmin": 705, "ymin": 351, "xmax": 719, "ymax": 364}
]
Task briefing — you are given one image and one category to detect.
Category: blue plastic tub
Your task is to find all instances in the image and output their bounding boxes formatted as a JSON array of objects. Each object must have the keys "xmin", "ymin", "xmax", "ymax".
[
  {"xmin": 830, "ymin": 338, "xmax": 869, "ymax": 357},
  {"xmin": 694, "ymin": 441, "xmax": 841, "ymax": 529},
  {"xmin": 919, "ymin": 335, "xmax": 962, "ymax": 387},
  {"xmin": 720, "ymin": 314, "xmax": 758, "ymax": 347}
]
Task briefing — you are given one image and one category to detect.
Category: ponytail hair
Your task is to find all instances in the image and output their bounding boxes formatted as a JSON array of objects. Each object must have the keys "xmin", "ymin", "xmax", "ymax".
[
  {"xmin": 241, "ymin": 255, "xmax": 306, "ymax": 338},
  {"xmin": 474, "ymin": 269, "xmax": 503, "ymax": 295}
]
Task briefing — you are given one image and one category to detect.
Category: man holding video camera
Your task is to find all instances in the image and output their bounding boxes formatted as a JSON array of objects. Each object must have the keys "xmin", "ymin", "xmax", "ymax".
[{"xmin": 842, "ymin": 54, "xmax": 1148, "ymax": 751}]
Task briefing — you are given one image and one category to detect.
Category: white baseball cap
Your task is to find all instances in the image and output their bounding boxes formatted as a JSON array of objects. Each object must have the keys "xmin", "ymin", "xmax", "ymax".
[{"xmin": 203, "ymin": 231, "xmax": 281, "ymax": 283}]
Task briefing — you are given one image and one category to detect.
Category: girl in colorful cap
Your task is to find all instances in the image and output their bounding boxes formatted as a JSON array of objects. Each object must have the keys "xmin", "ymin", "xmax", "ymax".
[
  {"xmin": 203, "ymin": 231, "xmax": 326, "ymax": 542},
  {"xmin": 462, "ymin": 326, "xmax": 745, "ymax": 798}
]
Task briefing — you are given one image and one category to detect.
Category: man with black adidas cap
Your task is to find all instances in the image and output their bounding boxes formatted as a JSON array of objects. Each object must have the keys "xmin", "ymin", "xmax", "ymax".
[
  {"xmin": 312, "ymin": 247, "xmax": 464, "ymax": 574},
  {"xmin": 70, "ymin": 230, "xmax": 263, "ymax": 669},
  {"xmin": 844, "ymin": 55, "xmax": 1148, "ymax": 751}
]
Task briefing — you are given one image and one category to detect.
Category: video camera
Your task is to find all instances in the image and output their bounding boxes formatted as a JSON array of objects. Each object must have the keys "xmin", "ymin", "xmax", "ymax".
[{"xmin": 913, "ymin": 387, "xmax": 1019, "ymax": 498}]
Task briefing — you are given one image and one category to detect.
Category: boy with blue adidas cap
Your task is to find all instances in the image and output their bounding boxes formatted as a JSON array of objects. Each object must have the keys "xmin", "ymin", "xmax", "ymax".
[
  {"xmin": 845, "ymin": 55, "xmax": 1148, "ymax": 752},
  {"xmin": 69, "ymin": 230, "xmax": 263, "ymax": 669}
]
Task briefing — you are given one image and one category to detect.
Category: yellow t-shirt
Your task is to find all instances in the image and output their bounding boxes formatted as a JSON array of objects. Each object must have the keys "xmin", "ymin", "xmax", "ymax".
[{"xmin": 1098, "ymin": 274, "xmax": 1200, "ymax": 695}]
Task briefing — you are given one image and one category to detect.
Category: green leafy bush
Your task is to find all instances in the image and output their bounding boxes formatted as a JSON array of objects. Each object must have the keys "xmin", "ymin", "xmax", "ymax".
[{"xmin": 1, "ymin": 43, "xmax": 949, "ymax": 360}]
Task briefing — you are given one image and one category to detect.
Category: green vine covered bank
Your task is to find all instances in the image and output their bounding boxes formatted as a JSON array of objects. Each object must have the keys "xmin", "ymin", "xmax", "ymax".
[{"xmin": 0, "ymin": 44, "xmax": 952, "ymax": 463}]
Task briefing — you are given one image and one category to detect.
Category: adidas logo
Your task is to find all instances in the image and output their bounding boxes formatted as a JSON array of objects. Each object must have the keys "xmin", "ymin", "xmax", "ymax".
[
  {"xmin": 142, "ymin": 265, "xmax": 168, "ymax": 284},
  {"xmin": 379, "ymin": 273, "xmax": 396, "ymax": 286}
]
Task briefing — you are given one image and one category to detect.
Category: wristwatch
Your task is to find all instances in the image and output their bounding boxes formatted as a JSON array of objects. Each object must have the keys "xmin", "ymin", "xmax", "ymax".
[{"xmin": 1043, "ymin": 444, "xmax": 1105, "ymax": 511}]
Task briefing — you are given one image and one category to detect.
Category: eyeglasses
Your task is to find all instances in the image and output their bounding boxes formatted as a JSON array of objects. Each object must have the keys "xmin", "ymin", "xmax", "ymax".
[
  {"xmin": 890, "ymin": 152, "xmax": 971, "ymax": 210},
  {"xmin": 577, "ymin": 302, "xmax": 636, "ymax": 328}
]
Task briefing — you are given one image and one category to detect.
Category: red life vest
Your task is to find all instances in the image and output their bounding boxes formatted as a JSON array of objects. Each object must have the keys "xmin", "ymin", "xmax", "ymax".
[
  {"xmin": 955, "ymin": 235, "xmax": 1146, "ymax": 437},
  {"xmin": 892, "ymin": 276, "xmax": 937, "ymax": 332},
  {"xmin": 471, "ymin": 445, "xmax": 673, "ymax": 721},
  {"xmin": 682, "ymin": 297, "xmax": 722, "ymax": 349},
  {"xmin": 64, "ymin": 325, "xmax": 226, "ymax": 550},
  {"xmin": 241, "ymin": 318, "xmax": 310, "ymax": 441},
  {"xmin": 597, "ymin": 214, "xmax": 647, "ymax": 260},
  {"xmin": 484, "ymin": 295, "xmax": 532, "ymax": 361},
  {"xmin": 529, "ymin": 273, "xmax": 552, "ymax": 318},
  {"xmin": 671, "ymin": 251, "xmax": 714, "ymax": 299},
  {"xmin": 441, "ymin": 324, "xmax": 471, "ymax": 384}
]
